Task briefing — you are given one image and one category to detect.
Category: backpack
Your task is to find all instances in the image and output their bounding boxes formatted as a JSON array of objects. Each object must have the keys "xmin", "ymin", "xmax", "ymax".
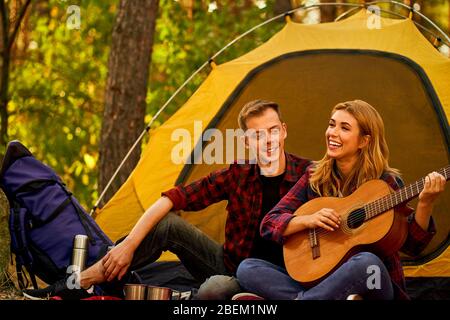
[{"xmin": 0, "ymin": 141, "xmax": 113, "ymax": 289}]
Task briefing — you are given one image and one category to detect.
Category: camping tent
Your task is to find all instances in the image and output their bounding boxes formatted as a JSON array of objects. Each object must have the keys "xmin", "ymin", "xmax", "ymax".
[{"xmin": 95, "ymin": 9, "xmax": 450, "ymax": 298}]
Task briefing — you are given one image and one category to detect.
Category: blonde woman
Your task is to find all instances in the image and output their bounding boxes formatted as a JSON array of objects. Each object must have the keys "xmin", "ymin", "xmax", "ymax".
[{"xmin": 236, "ymin": 100, "xmax": 446, "ymax": 300}]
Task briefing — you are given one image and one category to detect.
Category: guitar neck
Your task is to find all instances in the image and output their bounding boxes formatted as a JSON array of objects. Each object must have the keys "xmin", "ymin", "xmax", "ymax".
[{"xmin": 365, "ymin": 165, "xmax": 450, "ymax": 220}]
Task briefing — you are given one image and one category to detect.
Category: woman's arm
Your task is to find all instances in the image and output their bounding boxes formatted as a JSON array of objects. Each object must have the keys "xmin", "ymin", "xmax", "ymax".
[
  {"xmin": 400, "ymin": 171, "xmax": 446, "ymax": 257},
  {"xmin": 415, "ymin": 171, "xmax": 446, "ymax": 230},
  {"xmin": 261, "ymin": 171, "xmax": 340, "ymax": 243},
  {"xmin": 284, "ymin": 208, "xmax": 340, "ymax": 236}
]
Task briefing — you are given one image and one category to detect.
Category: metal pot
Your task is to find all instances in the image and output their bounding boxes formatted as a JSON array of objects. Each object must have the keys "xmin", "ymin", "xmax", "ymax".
[
  {"xmin": 146, "ymin": 286, "xmax": 172, "ymax": 300},
  {"xmin": 124, "ymin": 284, "xmax": 147, "ymax": 300}
]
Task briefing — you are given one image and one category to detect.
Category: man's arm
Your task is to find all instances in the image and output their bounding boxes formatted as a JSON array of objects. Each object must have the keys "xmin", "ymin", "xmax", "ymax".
[
  {"xmin": 165, "ymin": 167, "xmax": 230, "ymax": 212},
  {"xmin": 102, "ymin": 196, "xmax": 173, "ymax": 281},
  {"xmin": 101, "ymin": 165, "xmax": 233, "ymax": 281}
]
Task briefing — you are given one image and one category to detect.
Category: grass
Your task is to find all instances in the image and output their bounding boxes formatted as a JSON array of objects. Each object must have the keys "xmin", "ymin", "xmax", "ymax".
[{"xmin": 0, "ymin": 271, "xmax": 23, "ymax": 300}]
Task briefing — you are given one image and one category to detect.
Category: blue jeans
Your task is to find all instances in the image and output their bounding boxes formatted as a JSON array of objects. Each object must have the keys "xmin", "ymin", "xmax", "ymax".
[
  {"xmin": 236, "ymin": 252, "xmax": 394, "ymax": 300},
  {"xmin": 128, "ymin": 212, "xmax": 240, "ymax": 299}
]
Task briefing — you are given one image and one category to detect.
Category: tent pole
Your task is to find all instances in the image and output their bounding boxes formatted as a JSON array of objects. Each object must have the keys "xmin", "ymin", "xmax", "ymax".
[
  {"xmin": 91, "ymin": 128, "xmax": 149, "ymax": 215},
  {"xmin": 335, "ymin": 6, "xmax": 450, "ymax": 47},
  {"xmin": 90, "ymin": 59, "xmax": 211, "ymax": 215},
  {"xmin": 91, "ymin": 5, "xmax": 313, "ymax": 213},
  {"xmin": 334, "ymin": 6, "xmax": 361, "ymax": 21},
  {"xmin": 92, "ymin": 1, "xmax": 450, "ymax": 214},
  {"xmin": 366, "ymin": 0, "xmax": 450, "ymax": 43}
]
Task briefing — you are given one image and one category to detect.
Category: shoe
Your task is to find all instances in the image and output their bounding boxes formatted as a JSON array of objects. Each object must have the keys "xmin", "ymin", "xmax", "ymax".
[
  {"xmin": 231, "ymin": 292, "xmax": 265, "ymax": 300},
  {"xmin": 172, "ymin": 290, "xmax": 193, "ymax": 300},
  {"xmin": 22, "ymin": 277, "xmax": 94, "ymax": 300},
  {"xmin": 346, "ymin": 294, "xmax": 363, "ymax": 300}
]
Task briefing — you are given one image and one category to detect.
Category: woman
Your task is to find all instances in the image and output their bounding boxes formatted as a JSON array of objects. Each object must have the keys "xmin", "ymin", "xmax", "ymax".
[{"xmin": 236, "ymin": 100, "xmax": 446, "ymax": 300}]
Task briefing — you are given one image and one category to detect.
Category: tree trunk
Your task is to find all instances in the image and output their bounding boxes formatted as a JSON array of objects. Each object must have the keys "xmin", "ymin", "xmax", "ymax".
[
  {"xmin": 0, "ymin": 0, "xmax": 31, "ymax": 158},
  {"xmin": 274, "ymin": 0, "xmax": 292, "ymax": 16},
  {"xmin": 0, "ymin": 188, "xmax": 10, "ymax": 282},
  {"xmin": 320, "ymin": 0, "xmax": 336, "ymax": 22},
  {"xmin": 0, "ymin": 50, "xmax": 9, "ymax": 157},
  {"xmin": 335, "ymin": 0, "xmax": 345, "ymax": 17},
  {"xmin": 98, "ymin": 0, "xmax": 159, "ymax": 206},
  {"xmin": 0, "ymin": 0, "xmax": 10, "ymax": 156},
  {"xmin": 413, "ymin": 0, "xmax": 423, "ymax": 25}
]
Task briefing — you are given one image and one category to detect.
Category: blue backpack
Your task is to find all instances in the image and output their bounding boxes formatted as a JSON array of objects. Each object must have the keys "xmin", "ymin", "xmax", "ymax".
[{"xmin": 0, "ymin": 141, "xmax": 113, "ymax": 289}]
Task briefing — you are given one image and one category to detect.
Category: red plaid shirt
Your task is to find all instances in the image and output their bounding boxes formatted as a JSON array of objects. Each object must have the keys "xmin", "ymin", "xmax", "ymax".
[
  {"xmin": 162, "ymin": 153, "xmax": 312, "ymax": 273},
  {"xmin": 261, "ymin": 167, "xmax": 436, "ymax": 300}
]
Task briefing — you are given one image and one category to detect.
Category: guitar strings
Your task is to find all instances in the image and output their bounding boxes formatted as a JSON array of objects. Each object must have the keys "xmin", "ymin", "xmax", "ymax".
[
  {"xmin": 294, "ymin": 176, "xmax": 425, "ymax": 239},
  {"xmin": 291, "ymin": 166, "xmax": 449, "ymax": 241},
  {"xmin": 284, "ymin": 167, "xmax": 449, "ymax": 258}
]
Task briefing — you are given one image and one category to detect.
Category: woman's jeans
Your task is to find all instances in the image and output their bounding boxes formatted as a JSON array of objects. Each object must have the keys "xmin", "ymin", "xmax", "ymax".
[
  {"xmin": 126, "ymin": 212, "xmax": 240, "ymax": 299},
  {"xmin": 236, "ymin": 252, "xmax": 394, "ymax": 300}
]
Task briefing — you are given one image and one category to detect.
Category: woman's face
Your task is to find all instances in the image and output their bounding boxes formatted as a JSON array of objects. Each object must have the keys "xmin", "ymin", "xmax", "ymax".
[{"xmin": 326, "ymin": 110, "xmax": 365, "ymax": 162}]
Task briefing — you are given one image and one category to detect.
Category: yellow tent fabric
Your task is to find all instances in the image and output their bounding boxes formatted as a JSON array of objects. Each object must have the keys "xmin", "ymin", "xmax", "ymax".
[{"xmin": 95, "ymin": 10, "xmax": 450, "ymax": 277}]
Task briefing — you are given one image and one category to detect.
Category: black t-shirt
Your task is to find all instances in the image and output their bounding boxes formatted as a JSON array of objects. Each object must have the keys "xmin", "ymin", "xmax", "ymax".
[{"xmin": 249, "ymin": 172, "xmax": 285, "ymax": 267}]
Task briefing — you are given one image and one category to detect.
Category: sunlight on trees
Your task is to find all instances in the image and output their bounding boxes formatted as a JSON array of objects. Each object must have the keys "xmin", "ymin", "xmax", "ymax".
[{"xmin": 5, "ymin": 0, "xmax": 449, "ymax": 207}]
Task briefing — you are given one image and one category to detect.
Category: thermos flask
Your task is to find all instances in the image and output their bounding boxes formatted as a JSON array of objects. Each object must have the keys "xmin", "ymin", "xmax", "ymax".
[{"xmin": 71, "ymin": 234, "xmax": 89, "ymax": 271}]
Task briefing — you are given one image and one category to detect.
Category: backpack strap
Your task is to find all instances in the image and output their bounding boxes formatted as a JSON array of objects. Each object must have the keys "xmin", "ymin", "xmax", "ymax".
[
  {"xmin": 30, "ymin": 197, "xmax": 72, "ymax": 229},
  {"xmin": 71, "ymin": 199, "xmax": 106, "ymax": 245},
  {"xmin": 25, "ymin": 265, "xmax": 39, "ymax": 289},
  {"xmin": 15, "ymin": 262, "xmax": 38, "ymax": 290},
  {"xmin": 55, "ymin": 181, "xmax": 103, "ymax": 245},
  {"xmin": 12, "ymin": 179, "xmax": 57, "ymax": 197},
  {"xmin": 16, "ymin": 263, "xmax": 28, "ymax": 290},
  {"xmin": 10, "ymin": 202, "xmax": 39, "ymax": 290}
]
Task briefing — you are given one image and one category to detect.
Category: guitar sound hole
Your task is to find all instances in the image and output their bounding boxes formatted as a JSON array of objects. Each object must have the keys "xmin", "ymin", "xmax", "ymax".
[{"xmin": 346, "ymin": 208, "xmax": 366, "ymax": 229}]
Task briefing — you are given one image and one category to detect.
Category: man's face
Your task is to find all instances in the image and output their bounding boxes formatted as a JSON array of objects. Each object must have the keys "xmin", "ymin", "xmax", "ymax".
[{"xmin": 243, "ymin": 108, "xmax": 287, "ymax": 166}]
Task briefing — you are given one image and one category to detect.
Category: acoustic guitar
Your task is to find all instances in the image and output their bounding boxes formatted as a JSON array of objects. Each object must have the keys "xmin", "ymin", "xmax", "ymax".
[{"xmin": 283, "ymin": 165, "xmax": 449, "ymax": 286}]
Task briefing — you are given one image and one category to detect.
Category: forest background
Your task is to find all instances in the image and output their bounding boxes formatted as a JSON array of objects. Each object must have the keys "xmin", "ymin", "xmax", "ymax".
[{"xmin": 1, "ymin": 0, "xmax": 449, "ymax": 214}]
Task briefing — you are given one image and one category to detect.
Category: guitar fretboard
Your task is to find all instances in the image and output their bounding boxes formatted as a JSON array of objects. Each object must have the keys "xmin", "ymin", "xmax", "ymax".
[{"xmin": 364, "ymin": 165, "xmax": 450, "ymax": 220}]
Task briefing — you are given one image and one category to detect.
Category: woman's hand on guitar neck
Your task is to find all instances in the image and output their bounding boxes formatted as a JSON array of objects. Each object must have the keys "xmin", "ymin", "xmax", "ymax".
[
  {"xmin": 415, "ymin": 171, "xmax": 446, "ymax": 231},
  {"xmin": 418, "ymin": 172, "xmax": 446, "ymax": 207}
]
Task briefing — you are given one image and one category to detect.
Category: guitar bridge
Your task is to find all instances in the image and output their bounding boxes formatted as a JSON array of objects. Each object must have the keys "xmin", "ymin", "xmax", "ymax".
[{"xmin": 309, "ymin": 228, "xmax": 321, "ymax": 259}]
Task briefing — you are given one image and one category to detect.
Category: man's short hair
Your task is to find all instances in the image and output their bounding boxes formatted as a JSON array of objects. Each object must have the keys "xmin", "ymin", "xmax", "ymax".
[{"xmin": 238, "ymin": 100, "xmax": 282, "ymax": 130}]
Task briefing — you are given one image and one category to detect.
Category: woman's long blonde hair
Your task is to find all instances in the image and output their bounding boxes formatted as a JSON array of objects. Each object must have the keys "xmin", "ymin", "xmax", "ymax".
[{"xmin": 309, "ymin": 100, "xmax": 399, "ymax": 197}]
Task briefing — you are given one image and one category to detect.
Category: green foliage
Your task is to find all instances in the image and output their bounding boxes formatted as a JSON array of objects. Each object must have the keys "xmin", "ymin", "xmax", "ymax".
[
  {"xmin": 147, "ymin": 0, "xmax": 283, "ymax": 126},
  {"xmin": 8, "ymin": 0, "xmax": 449, "ymax": 208},
  {"xmin": 420, "ymin": 0, "xmax": 450, "ymax": 38},
  {"xmin": 9, "ymin": 0, "xmax": 117, "ymax": 207},
  {"xmin": 9, "ymin": 0, "xmax": 282, "ymax": 208}
]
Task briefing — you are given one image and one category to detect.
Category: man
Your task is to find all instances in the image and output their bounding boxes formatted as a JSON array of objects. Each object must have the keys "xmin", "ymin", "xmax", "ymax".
[{"xmin": 24, "ymin": 100, "xmax": 311, "ymax": 300}]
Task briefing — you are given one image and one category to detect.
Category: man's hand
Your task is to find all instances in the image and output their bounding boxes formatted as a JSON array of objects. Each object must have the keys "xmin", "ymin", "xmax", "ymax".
[
  {"xmin": 100, "ymin": 196, "xmax": 174, "ymax": 282},
  {"xmin": 102, "ymin": 240, "xmax": 135, "ymax": 281}
]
